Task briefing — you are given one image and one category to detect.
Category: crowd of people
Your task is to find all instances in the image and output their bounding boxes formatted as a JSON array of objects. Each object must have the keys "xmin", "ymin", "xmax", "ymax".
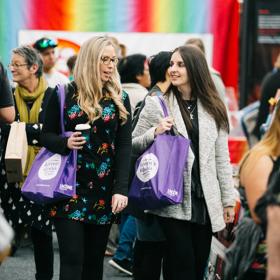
[{"xmin": 0, "ymin": 35, "xmax": 279, "ymax": 280}]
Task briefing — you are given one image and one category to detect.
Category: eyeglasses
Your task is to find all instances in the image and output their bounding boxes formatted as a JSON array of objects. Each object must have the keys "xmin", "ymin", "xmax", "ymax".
[
  {"xmin": 37, "ymin": 39, "xmax": 57, "ymax": 49},
  {"xmin": 8, "ymin": 63, "xmax": 28, "ymax": 69},
  {"xmin": 101, "ymin": 56, "xmax": 118, "ymax": 65}
]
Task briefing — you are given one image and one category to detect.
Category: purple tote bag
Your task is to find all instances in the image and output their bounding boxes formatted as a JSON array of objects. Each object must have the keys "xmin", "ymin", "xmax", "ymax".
[
  {"xmin": 21, "ymin": 85, "xmax": 77, "ymax": 205},
  {"xmin": 129, "ymin": 96, "xmax": 190, "ymax": 210}
]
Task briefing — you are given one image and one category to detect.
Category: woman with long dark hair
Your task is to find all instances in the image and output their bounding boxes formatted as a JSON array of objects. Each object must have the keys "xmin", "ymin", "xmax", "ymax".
[{"xmin": 132, "ymin": 45, "xmax": 235, "ymax": 279}]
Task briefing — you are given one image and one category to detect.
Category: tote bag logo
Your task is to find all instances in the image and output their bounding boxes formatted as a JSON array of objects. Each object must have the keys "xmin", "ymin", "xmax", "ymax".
[
  {"xmin": 38, "ymin": 154, "xmax": 62, "ymax": 180},
  {"xmin": 136, "ymin": 153, "xmax": 159, "ymax": 182}
]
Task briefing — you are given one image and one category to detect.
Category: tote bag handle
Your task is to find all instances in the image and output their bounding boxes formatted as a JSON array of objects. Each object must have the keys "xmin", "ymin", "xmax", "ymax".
[
  {"xmin": 57, "ymin": 85, "xmax": 66, "ymax": 136},
  {"xmin": 157, "ymin": 95, "xmax": 169, "ymax": 118}
]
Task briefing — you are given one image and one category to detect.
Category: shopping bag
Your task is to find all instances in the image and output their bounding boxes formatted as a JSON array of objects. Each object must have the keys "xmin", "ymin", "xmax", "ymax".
[
  {"xmin": 5, "ymin": 122, "xmax": 28, "ymax": 183},
  {"xmin": 21, "ymin": 84, "xmax": 77, "ymax": 205},
  {"xmin": 21, "ymin": 143, "xmax": 77, "ymax": 205},
  {"xmin": 128, "ymin": 96, "xmax": 190, "ymax": 210}
]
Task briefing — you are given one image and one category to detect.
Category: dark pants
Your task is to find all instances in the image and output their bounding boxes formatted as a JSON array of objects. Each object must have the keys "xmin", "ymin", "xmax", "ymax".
[
  {"xmin": 243, "ymin": 270, "xmax": 265, "ymax": 280},
  {"xmin": 54, "ymin": 218, "xmax": 111, "ymax": 280},
  {"xmin": 31, "ymin": 227, "xmax": 54, "ymax": 280},
  {"xmin": 158, "ymin": 217, "xmax": 212, "ymax": 280},
  {"xmin": 114, "ymin": 215, "xmax": 136, "ymax": 261},
  {"xmin": 133, "ymin": 239, "xmax": 169, "ymax": 280}
]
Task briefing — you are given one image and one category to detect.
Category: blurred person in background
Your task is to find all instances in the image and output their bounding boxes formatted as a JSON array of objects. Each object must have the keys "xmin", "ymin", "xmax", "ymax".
[
  {"xmin": 118, "ymin": 54, "xmax": 151, "ymax": 115},
  {"xmin": 33, "ymin": 37, "xmax": 69, "ymax": 88},
  {"xmin": 267, "ymin": 206, "xmax": 280, "ymax": 280},
  {"xmin": 0, "ymin": 61, "xmax": 15, "ymax": 263},
  {"xmin": 119, "ymin": 44, "xmax": 127, "ymax": 59},
  {"xmin": 0, "ymin": 61, "xmax": 15, "ymax": 123},
  {"xmin": 132, "ymin": 51, "xmax": 172, "ymax": 280},
  {"xmin": 0, "ymin": 46, "xmax": 54, "ymax": 279},
  {"xmin": 185, "ymin": 38, "xmax": 228, "ymax": 107},
  {"xmin": 253, "ymin": 52, "xmax": 280, "ymax": 140},
  {"xmin": 66, "ymin": 54, "xmax": 77, "ymax": 82},
  {"xmin": 238, "ymin": 99, "xmax": 280, "ymax": 279}
]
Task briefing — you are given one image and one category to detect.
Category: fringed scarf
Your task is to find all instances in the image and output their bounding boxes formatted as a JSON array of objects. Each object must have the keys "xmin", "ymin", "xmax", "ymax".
[{"xmin": 14, "ymin": 77, "xmax": 47, "ymax": 178}]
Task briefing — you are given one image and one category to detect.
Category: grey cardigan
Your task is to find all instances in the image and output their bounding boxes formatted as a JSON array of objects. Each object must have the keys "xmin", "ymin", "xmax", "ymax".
[{"xmin": 132, "ymin": 93, "xmax": 236, "ymax": 233}]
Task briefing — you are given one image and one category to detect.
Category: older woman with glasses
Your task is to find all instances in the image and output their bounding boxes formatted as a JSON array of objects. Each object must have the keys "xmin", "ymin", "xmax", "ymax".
[
  {"xmin": 41, "ymin": 36, "xmax": 132, "ymax": 280},
  {"xmin": 0, "ymin": 46, "xmax": 54, "ymax": 279}
]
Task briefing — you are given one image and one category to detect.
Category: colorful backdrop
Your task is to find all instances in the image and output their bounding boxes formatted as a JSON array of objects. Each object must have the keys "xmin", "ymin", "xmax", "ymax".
[{"xmin": 0, "ymin": 0, "xmax": 239, "ymax": 93}]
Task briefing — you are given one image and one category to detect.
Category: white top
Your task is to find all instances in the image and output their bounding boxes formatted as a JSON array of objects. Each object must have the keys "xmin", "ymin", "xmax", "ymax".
[
  {"xmin": 121, "ymin": 83, "xmax": 148, "ymax": 115},
  {"xmin": 44, "ymin": 69, "xmax": 69, "ymax": 88}
]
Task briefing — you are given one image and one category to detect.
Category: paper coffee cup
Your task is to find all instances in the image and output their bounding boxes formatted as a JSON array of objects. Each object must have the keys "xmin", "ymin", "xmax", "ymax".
[{"xmin": 75, "ymin": 123, "xmax": 91, "ymax": 142}]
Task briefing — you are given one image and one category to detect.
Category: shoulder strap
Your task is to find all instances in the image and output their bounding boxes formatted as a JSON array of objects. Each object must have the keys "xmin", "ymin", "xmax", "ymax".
[
  {"xmin": 157, "ymin": 95, "xmax": 169, "ymax": 118},
  {"xmin": 238, "ymin": 152, "xmax": 251, "ymax": 177},
  {"xmin": 132, "ymin": 92, "xmax": 168, "ymax": 131},
  {"xmin": 57, "ymin": 84, "xmax": 66, "ymax": 135}
]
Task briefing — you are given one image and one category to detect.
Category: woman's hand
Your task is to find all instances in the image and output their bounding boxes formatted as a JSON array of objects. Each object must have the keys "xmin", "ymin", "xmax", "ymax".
[
  {"xmin": 111, "ymin": 194, "xmax": 128, "ymax": 214},
  {"xmin": 223, "ymin": 206, "xmax": 235, "ymax": 223},
  {"xmin": 154, "ymin": 116, "xmax": 174, "ymax": 136},
  {"xmin": 67, "ymin": 132, "xmax": 86, "ymax": 150}
]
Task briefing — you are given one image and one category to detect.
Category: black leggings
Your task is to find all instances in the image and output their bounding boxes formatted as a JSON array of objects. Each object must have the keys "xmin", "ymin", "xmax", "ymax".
[
  {"xmin": 133, "ymin": 239, "xmax": 169, "ymax": 280},
  {"xmin": 31, "ymin": 227, "xmax": 53, "ymax": 280},
  {"xmin": 158, "ymin": 217, "xmax": 212, "ymax": 280},
  {"xmin": 54, "ymin": 218, "xmax": 111, "ymax": 280}
]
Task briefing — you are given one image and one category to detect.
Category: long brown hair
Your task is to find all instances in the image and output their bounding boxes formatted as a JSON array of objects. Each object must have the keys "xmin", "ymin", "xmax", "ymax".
[{"xmin": 168, "ymin": 45, "xmax": 229, "ymax": 132}]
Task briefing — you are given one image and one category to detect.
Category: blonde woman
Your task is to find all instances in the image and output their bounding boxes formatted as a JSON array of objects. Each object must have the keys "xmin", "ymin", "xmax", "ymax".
[
  {"xmin": 41, "ymin": 36, "xmax": 132, "ymax": 280},
  {"xmin": 239, "ymin": 100, "xmax": 280, "ymax": 279}
]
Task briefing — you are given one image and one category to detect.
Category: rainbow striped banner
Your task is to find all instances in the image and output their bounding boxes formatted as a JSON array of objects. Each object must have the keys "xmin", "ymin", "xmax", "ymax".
[{"xmin": 0, "ymin": 0, "xmax": 239, "ymax": 91}]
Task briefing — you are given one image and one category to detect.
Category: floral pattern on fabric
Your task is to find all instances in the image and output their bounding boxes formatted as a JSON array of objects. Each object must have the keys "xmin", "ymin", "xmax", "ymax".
[{"xmin": 50, "ymin": 93, "xmax": 127, "ymax": 225}]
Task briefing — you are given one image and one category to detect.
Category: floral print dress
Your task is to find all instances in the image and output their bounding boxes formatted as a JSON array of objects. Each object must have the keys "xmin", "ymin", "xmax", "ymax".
[{"xmin": 42, "ymin": 82, "xmax": 132, "ymax": 225}]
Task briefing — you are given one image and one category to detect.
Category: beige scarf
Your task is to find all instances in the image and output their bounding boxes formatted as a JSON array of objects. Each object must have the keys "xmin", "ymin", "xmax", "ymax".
[{"xmin": 14, "ymin": 77, "xmax": 47, "ymax": 178}]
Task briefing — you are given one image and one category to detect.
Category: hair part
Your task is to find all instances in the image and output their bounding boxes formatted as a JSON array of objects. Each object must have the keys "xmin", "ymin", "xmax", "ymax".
[
  {"xmin": 168, "ymin": 45, "xmax": 229, "ymax": 132},
  {"xmin": 73, "ymin": 36, "xmax": 128, "ymax": 124},
  {"xmin": 12, "ymin": 45, "xmax": 43, "ymax": 78}
]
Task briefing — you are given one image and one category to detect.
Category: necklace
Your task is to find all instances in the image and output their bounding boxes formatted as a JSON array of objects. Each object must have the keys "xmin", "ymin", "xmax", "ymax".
[{"xmin": 186, "ymin": 103, "xmax": 197, "ymax": 120}]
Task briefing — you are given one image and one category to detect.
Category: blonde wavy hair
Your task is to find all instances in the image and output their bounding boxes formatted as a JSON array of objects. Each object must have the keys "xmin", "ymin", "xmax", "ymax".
[
  {"xmin": 73, "ymin": 36, "xmax": 128, "ymax": 124},
  {"xmin": 241, "ymin": 100, "xmax": 280, "ymax": 174}
]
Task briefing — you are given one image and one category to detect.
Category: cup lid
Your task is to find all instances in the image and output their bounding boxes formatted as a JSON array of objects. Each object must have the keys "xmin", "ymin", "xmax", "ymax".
[{"xmin": 75, "ymin": 123, "xmax": 91, "ymax": 130}]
